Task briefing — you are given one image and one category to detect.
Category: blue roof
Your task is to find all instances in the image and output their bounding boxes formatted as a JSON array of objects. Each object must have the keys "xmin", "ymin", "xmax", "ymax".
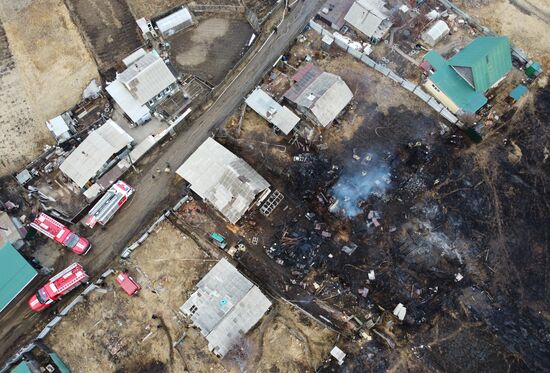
[{"xmin": 509, "ymin": 84, "xmax": 528, "ymax": 100}]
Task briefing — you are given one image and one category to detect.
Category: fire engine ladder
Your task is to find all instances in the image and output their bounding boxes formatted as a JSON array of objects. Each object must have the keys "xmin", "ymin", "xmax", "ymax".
[
  {"xmin": 30, "ymin": 222, "xmax": 55, "ymax": 239},
  {"xmin": 50, "ymin": 263, "xmax": 84, "ymax": 293},
  {"xmin": 89, "ymin": 190, "xmax": 119, "ymax": 222}
]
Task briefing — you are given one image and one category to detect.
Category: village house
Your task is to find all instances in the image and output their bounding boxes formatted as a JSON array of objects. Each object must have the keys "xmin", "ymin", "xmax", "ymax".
[
  {"xmin": 422, "ymin": 36, "xmax": 513, "ymax": 114},
  {"xmin": 106, "ymin": 50, "xmax": 178, "ymax": 125},
  {"xmin": 284, "ymin": 63, "xmax": 353, "ymax": 128}
]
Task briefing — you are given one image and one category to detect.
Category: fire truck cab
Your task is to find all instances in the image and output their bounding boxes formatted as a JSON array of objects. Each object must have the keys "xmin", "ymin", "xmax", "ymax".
[
  {"xmin": 85, "ymin": 180, "xmax": 134, "ymax": 228},
  {"xmin": 28, "ymin": 263, "xmax": 88, "ymax": 312},
  {"xmin": 30, "ymin": 213, "xmax": 91, "ymax": 255}
]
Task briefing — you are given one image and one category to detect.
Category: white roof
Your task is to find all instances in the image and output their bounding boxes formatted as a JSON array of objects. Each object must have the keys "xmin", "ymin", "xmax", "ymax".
[
  {"xmin": 136, "ymin": 18, "xmax": 150, "ymax": 34},
  {"xmin": 345, "ymin": 0, "xmax": 390, "ymax": 38},
  {"xmin": 180, "ymin": 259, "xmax": 271, "ymax": 357},
  {"xmin": 422, "ymin": 20, "xmax": 450, "ymax": 47},
  {"xmin": 60, "ymin": 120, "xmax": 134, "ymax": 188},
  {"xmin": 156, "ymin": 7, "xmax": 193, "ymax": 37},
  {"xmin": 288, "ymin": 72, "xmax": 353, "ymax": 127},
  {"xmin": 122, "ymin": 48, "xmax": 147, "ymax": 67},
  {"xmin": 118, "ymin": 51, "xmax": 177, "ymax": 105},
  {"xmin": 106, "ymin": 79, "xmax": 151, "ymax": 124},
  {"xmin": 176, "ymin": 138, "xmax": 269, "ymax": 224},
  {"xmin": 46, "ymin": 115, "xmax": 70, "ymax": 142},
  {"xmin": 245, "ymin": 88, "xmax": 300, "ymax": 135},
  {"xmin": 310, "ymin": 77, "xmax": 353, "ymax": 127}
]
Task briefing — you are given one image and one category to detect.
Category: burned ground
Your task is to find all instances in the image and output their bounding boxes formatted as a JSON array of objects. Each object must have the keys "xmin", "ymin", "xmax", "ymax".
[
  {"xmin": 213, "ymin": 30, "xmax": 550, "ymax": 370},
  {"xmin": 64, "ymin": 0, "xmax": 142, "ymax": 71}
]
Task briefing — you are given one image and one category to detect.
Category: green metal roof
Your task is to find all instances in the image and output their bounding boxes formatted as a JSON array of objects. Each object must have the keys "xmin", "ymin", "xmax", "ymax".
[
  {"xmin": 424, "ymin": 50, "xmax": 488, "ymax": 113},
  {"xmin": 423, "ymin": 36, "xmax": 512, "ymax": 113},
  {"xmin": 448, "ymin": 36, "xmax": 512, "ymax": 93},
  {"xmin": 0, "ymin": 243, "xmax": 37, "ymax": 312},
  {"xmin": 10, "ymin": 361, "xmax": 32, "ymax": 373},
  {"xmin": 49, "ymin": 352, "xmax": 71, "ymax": 373}
]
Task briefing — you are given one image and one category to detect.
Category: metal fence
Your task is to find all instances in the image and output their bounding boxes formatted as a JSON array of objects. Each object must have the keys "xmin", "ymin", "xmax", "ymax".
[{"xmin": 309, "ymin": 20, "xmax": 460, "ymax": 125}]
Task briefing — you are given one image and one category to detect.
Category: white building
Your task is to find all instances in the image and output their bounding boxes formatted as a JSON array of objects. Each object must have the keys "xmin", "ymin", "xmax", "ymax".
[
  {"xmin": 344, "ymin": 0, "xmax": 392, "ymax": 42},
  {"xmin": 245, "ymin": 87, "xmax": 300, "ymax": 135},
  {"xmin": 106, "ymin": 50, "xmax": 178, "ymax": 125},
  {"xmin": 284, "ymin": 64, "xmax": 353, "ymax": 128},
  {"xmin": 155, "ymin": 7, "xmax": 194, "ymax": 37},
  {"xmin": 421, "ymin": 20, "xmax": 450, "ymax": 47},
  {"xmin": 59, "ymin": 120, "xmax": 134, "ymax": 188},
  {"xmin": 176, "ymin": 138, "xmax": 270, "ymax": 224},
  {"xmin": 180, "ymin": 259, "xmax": 272, "ymax": 357}
]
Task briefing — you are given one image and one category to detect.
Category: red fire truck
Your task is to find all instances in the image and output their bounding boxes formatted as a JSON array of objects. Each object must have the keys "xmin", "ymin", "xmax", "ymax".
[
  {"xmin": 85, "ymin": 180, "xmax": 134, "ymax": 228},
  {"xmin": 30, "ymin": 213, "xmax": 91, "ymax": 255},
  {"xmin": 28, "ymin": 263, "xmax": 89, "ymax": 312}
]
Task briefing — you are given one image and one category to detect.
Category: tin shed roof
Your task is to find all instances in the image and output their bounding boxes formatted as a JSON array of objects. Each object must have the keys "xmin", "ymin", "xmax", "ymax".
[
  {"xmin": 245, "ymin": 87, "xmax": 300, "ymax": 135},
  {"xmin": 285, "ymin": 64, "xmax": 353, "ymax": 127},
  {"xmin": 118, "ymin": 51, "xmax": 177, "ymax": 105},
  {"xmin": 59, "ymin": 120, "xmax": 134, "ymax": 188},
  {"xmin": 176, "ymin": 138, "xmax": 270, "ymax": 224},
  {"xmin": 180, "ymin": 259, "xmax": 271, "ymax": 357}
]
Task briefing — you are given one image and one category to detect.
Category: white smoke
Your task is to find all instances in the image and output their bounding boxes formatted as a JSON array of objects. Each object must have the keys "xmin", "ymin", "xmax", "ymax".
[{"xmin": 330, "ymin": 165, "xmax": 391, "ymax": 218}]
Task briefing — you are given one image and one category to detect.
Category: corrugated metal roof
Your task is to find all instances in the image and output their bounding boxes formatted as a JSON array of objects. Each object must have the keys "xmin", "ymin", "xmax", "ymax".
[
  {"xmin": 448, "ymin": 36, "xmax": 512, "ymax": 93},
  {"xmin": 207, "ymin": 286, "xmax": 271, "ymax": 356},
  {"xmin": 424, "ymin": 50, "xmax": 487, "ymax": 113},
  {"xmin": 122, "ymin": 48, "xmax": 147, "ymax": 67},
  {"xmin": 118, "ymin": 51, "xmax": 177, "ymax": 105},
  {"xmin": 156, "ymin": 7, "xmax": 193, "ymax": 37},
  {"xmin": 245, "ymin": 88, "xmax": 300, "ymax": 135},
  {"xmin": 285, "ymin": 66, "xmax": 353, "ymax": 127},
  {"xmin": 0, "ymin": 243, "xmax": 37, "ymax": 313},
  {"xmin": 176, "ymin": 138, "xmax": 269, "ymax": 224},
  {"xmin": 180, "ymin": 259, "xmax": 271, "ymax": 357},
  {"xmin": 59, "ymin": 120, "xmax": 134, "ymax": 188},
  {"xmin": 318, "ymin": 0, "xmax": 355, "ymax": 29},
  {"xmin": 106, "ymin": 79, "xmax": 151, "ymax": 124},
  {"xmin": 344, "ymin": 0, "xmax": 389, "ymax": 38}
]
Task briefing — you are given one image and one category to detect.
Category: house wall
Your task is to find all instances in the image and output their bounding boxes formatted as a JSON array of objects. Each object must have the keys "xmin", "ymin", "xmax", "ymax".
[{"xmin": 423, "ymin": 80, "xmax": 460, "ymax": 114}]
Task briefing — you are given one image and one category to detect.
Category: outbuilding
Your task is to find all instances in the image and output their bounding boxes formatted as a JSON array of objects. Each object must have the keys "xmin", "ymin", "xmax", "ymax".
[
  {"xmin": 422, "ymin": 20, "xmax": 450, "ymax": 47},
  {"xmin": 284, "ymin": 64, "xmax": 353, "ymax": 128},
  {"xmin": 155, "ymin": 7, "xmax": 194, "ymax": 37},
  {"xmin": 59, "ymin": 120, "xmax": 134, "ymax": 189}
]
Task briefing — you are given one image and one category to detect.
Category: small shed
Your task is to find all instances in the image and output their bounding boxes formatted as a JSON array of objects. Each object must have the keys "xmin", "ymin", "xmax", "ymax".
[
  {"xmin": 422, "ymin": 20, "xmax": 450, "ymax": 47},
  {"xmin": 525, "ymin": 61, "xmax": 542, "ymax": 78},
  {"xmin": 156, "ymin": 7, "xmax": 194, "ymax": 38},
  {"xmin": 509, "ymin": 84, "xmax": 528, "ymax": 101}
]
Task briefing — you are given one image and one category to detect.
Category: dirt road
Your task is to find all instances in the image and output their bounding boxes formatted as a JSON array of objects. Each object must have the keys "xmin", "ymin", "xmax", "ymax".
[{"xmin": 0, "ymin": 0, "xmax": 323, "ymax": 364}]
